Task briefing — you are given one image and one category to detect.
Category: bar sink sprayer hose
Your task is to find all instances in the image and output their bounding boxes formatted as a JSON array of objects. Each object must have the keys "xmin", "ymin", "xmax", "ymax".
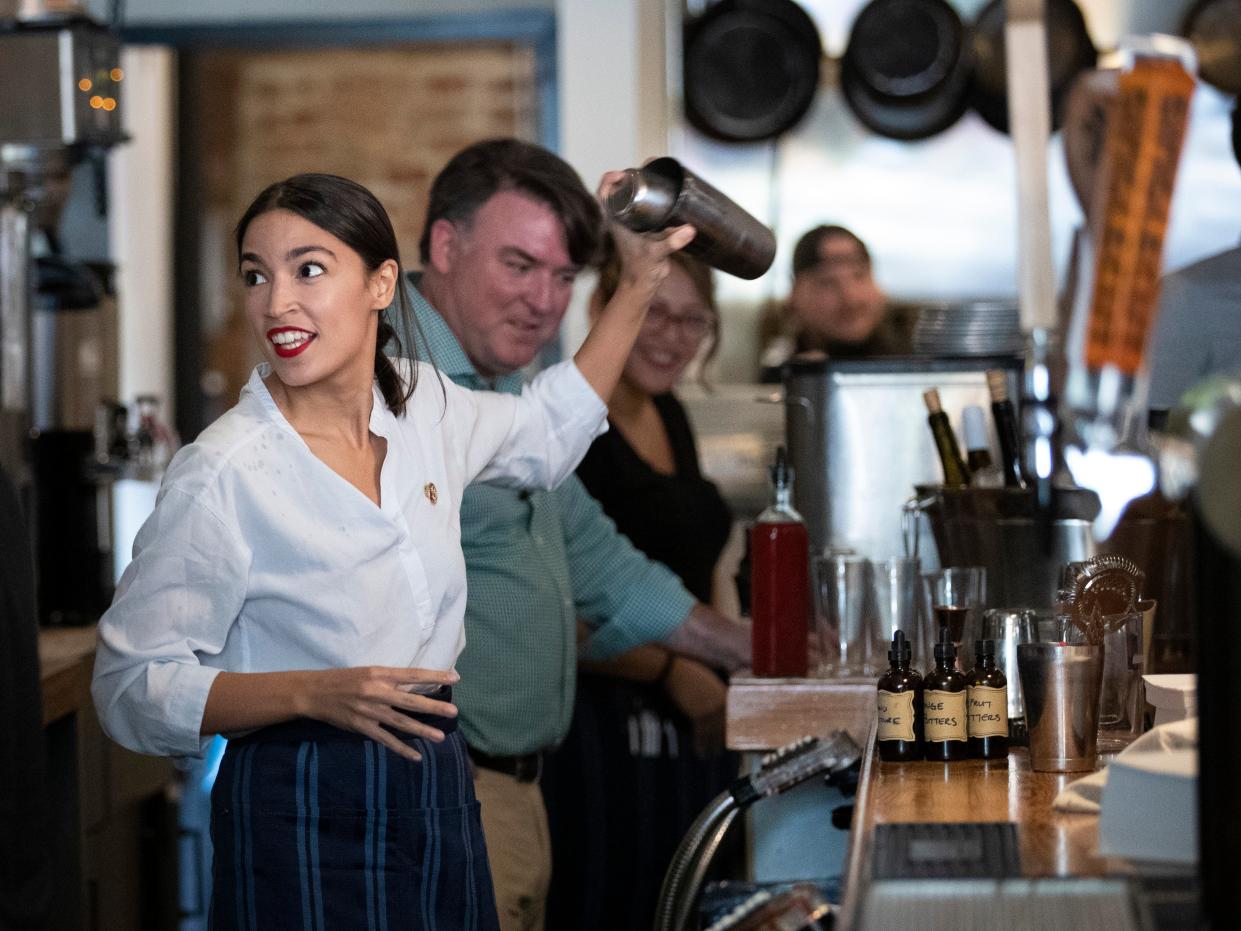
[{"xmin": 652, "ymin": 731, "xmax": 863, "ymax": 931}]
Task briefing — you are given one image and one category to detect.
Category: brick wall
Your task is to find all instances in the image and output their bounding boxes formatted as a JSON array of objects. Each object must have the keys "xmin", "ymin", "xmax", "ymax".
[{"xmin": 190, "ymin": 42, "xmax": 538, "ymax": 412}]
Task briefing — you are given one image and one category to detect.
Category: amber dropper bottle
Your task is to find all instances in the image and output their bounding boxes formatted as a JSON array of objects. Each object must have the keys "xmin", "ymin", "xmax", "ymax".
[
  {"xmin": 922, "ymin": 627, "xmax": 968, "ymax": 761},
  {"xmin": 877, "ymin": 630, "xmax": 923, "ymax": 762},
  {"xmin": 967, "ymin": 639, "xmax": 1009, "ymax": 760}
]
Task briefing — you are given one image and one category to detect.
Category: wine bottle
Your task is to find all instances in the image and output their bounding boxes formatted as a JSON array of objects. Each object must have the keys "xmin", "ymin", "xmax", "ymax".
[
  {"xmin": 750, "ymin": 446, "xmax": 809, "ymax": 678},
  {"xmin": 986, "ymin": 370, "xmax": 1026, "ymax": 489},
  {"xmin": 922, "ymin": 388, "xmax": 970, "ymax": 487},
  {"xmin": 962, "ymin": 404, "xmax": 1003, "ymax": 487}
]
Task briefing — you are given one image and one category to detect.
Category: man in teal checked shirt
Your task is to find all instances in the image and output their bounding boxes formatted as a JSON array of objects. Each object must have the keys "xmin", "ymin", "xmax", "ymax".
[{"xmin": 405, "ymin": 138, "xmax": 749, "ymax": 931}]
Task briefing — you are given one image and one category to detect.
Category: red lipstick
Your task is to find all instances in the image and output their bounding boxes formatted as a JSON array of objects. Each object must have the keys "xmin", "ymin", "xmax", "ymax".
[{"xmin": 267, "ymin": 327, "xmax": 315, "ymax": 359}]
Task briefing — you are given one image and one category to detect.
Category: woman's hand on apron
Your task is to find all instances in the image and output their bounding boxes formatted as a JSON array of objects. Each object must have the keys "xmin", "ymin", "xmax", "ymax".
[{"xmin": 299, "ymin": 665, "xmax": 459, "ymax": 762}]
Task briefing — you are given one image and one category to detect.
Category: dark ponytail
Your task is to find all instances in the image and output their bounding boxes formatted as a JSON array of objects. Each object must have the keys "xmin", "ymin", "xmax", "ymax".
[
  {"xmin": 374, "ymin": 320, "xmax": 403, "ymax": 414},
  {"xmin": 236, "ymin": 172, "xmax": 435, "ymax": 417}
]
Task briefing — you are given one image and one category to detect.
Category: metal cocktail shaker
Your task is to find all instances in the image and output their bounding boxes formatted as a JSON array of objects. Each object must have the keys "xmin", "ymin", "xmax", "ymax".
[
  {"xmin": 1017, "ymin": 642, "xmax": 1104, "ymax": 772},
  {"xmin": 605, "ymin": 157, "xmax": 776, "ymax": 280}
]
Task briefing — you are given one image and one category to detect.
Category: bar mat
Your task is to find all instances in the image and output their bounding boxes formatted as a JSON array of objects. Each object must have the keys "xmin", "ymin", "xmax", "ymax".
[
  {"xmin": 872, "ymin": 821, "xmax": 1021, "ymax": 879},
  {"xmin": 858, "ymin": 878, "xmax": 1145, "ymax": 931}
]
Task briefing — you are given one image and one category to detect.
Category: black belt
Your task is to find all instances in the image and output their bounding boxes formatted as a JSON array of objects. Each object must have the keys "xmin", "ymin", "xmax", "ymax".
[{"xmin": 467, "ymin": 746, "xmax": 544, "ymax": 783}]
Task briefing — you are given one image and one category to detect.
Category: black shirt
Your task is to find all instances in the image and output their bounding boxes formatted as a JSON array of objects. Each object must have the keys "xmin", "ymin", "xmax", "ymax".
[{"xmin": 576, "ymin": 393, "xmax": 732, "ymax": 603}]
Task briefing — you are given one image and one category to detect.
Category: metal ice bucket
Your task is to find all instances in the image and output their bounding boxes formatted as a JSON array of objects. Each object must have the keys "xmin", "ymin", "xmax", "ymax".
[
  {"xmin": 910, "ymin": 487, "xmax": 1093, "ymax": 608},
  {"xmin": 910, "ymin": 486, "xmax": 1194, "ymax": 671}
]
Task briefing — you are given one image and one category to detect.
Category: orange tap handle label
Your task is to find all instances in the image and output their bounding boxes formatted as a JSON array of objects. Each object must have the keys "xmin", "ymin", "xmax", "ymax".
[{"xmin": 1085, "ymin": 58, "xmax": 1195, "ymax": 375}]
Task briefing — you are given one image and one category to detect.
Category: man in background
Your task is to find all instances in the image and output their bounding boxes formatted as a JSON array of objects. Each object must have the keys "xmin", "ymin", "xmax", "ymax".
[
  {"xmin": 760, "ymin": 224, "xmax": 904, "ymax": 379},
  {"xmin": 406, "ymin": 138, "xmax": 749, "ymax": 931}
]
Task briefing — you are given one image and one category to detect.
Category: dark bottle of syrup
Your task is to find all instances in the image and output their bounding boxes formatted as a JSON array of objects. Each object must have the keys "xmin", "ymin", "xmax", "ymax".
[
  {"xmin": 966, "ymin": 639, "xmax": 1009, "ymax": 759},
  {"xmin": 922, "ymin": 627, "xmax": 968, "ymax": 761},
  {"xmin": 986, "ymin": 369, "xmax": 1027, "ymax": 489},
  {"xmin": 877, "ymin": 630, "xmax": 923, "ymax": 762},
  {"xmin": 749, "ymin": 446, "xmax": 809, "ymax": 678},
  {"xmin": 932, "ymin": 604, "xmax": 970, "ymax": 669}
]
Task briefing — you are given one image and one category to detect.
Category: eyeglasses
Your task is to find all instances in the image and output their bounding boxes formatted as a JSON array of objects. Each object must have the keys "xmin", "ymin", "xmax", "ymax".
[{"xmin": 644, "ymin": 304, "xmax": 715, "ymax": 341}]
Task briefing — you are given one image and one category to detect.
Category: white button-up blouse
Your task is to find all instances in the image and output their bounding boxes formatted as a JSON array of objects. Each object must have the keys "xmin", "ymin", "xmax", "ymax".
[{"xmin": 92, "ymin": 358, "xmax": 607, "ymax": 758}]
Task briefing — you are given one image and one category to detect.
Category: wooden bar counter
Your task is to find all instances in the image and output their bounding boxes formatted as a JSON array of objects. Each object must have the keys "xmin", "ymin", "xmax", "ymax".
[
  {"xmin": 727, "ymin": 675, "xmax": 875, "ymax": 750},
  {"xmin": 38, "ymin": 625, "xmax": 97, "ymax": 725},
  {"xmin": 838, "ymin": 734, "xmax": 1133, "ymax": 927}
]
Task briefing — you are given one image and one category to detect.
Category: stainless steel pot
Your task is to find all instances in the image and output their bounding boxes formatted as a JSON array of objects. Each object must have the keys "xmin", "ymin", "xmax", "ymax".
[{"xmin": 783, "ymin": 356, "xmax": 1019, "ymax": 561}]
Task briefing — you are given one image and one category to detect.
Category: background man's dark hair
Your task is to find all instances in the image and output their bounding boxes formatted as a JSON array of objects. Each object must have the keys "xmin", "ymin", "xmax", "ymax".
[
  {"xmin": 791, "ymin": 224, "xmax": 871, "ymax": 275},
  {"xmin": 418, "ymin": 138, "xmax": 604, "ymax": 267}
]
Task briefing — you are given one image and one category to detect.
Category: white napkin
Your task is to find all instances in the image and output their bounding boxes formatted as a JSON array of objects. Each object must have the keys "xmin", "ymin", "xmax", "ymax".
[{"xmin": 1051, "ymin": 717, "xmax": 1198, "ymax": 813}]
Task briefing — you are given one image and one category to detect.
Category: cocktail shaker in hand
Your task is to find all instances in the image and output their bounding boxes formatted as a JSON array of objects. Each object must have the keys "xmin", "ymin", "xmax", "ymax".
[{"xmin": 605, "ymin": 157, "xmax": 776, "ymax": 280}]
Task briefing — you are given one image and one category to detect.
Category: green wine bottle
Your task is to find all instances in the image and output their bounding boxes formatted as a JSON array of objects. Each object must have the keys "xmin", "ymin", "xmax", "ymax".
[{"xmin": 923, "ymin": 388, "xmax": 970, "ymax": 487}]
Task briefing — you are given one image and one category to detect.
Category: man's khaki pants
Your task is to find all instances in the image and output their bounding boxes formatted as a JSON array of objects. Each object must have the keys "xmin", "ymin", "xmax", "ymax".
[{"xmin": 474, "ymin": 765, "xmax": 553, "ymax": 931}]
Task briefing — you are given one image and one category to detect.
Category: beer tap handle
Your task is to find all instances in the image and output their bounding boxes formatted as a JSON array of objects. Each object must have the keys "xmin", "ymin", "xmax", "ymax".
[{"xmin": 1060, "ymin": 39, "xmax": 1196, "ymax": 540}]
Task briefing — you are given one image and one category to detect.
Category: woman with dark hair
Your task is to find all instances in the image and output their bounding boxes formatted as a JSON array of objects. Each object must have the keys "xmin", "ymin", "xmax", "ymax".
[
  {"xmin": 91, "ymin": 172, "xmax": 692, "ymax": 929},
  {"xmin": 542, "ymin": 245, "xmax": 736, "ymax": 930}
]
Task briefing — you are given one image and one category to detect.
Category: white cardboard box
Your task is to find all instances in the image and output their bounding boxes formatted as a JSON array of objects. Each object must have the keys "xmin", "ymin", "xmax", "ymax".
[{"xmin": 1098, "ymin": 748, "xmax": 1198, "ymax": 864}]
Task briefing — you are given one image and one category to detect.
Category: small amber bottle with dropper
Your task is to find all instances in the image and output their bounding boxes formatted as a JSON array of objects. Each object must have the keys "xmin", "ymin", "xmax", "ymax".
[
  {"xmin": 923, "ymin": 627, "xmax": 969, "ymax": 761},
  {"xmin": 877, "ymin": 629, "xmax": 923, "ymax": 762},
  {"xmin": 967, "ymin": 639, "xmax": 1009, "ymax": 759}
]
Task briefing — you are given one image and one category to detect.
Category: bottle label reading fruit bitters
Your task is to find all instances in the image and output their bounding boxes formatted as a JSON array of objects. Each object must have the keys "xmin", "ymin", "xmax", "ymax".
[
  {"xmin": 877, "ymin": 690, "xmax": 917, "ymax": 742},
  {"xmin": 967, "ymin": 685, "xmax": 1009, "ymax": 738},
  {"xmin": 923, "ymin": 689, "xmax": 968, "ymax": 743}
]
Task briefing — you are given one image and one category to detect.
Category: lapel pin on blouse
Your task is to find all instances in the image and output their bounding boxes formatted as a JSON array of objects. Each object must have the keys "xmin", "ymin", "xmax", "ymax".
[{"xmin": 424, "ymin": 482, "xmax": 438, "ymax": 505}]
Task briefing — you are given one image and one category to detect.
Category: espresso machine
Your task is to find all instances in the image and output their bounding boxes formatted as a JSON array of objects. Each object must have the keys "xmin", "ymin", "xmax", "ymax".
[{"xmin": 0, "ymin": 3, "xmax": 125, "ymax": 622}]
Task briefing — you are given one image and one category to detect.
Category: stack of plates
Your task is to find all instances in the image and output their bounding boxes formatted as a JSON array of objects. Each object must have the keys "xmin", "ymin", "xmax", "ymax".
[{"xmin": 910, "ymin": 301, "xmax": 1023, "ymax": 356}]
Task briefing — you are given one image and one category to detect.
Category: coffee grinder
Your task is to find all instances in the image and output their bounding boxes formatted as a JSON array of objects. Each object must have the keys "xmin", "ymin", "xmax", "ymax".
[{"xmin": 0, "ymin": 4, "xmax": 125, "ymax": 623}]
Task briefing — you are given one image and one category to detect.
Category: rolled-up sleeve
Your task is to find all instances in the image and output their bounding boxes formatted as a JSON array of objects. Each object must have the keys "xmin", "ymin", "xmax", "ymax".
[
  {"xmin": 443, "ymin": 359, "xmax": 608, "ymax": 490},
  {"xmin": 553, "ymin": 477, "xmax": 694, "ymax": 660},
  {"xmin": 92, "ymin": 486, "xmax": 251, "ymax": 758}
]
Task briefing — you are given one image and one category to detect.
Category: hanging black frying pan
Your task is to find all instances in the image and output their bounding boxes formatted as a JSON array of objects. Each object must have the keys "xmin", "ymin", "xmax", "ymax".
[
  {"xmin": 682, "ymin": 0, "xmax": 822, "ymax": 143},
  {"xmin": 839, "ymin": 0, "xmax": 973, "ymax": 142},
  {"xmin": 1182, "ymin": 0, "xmax": 1241, "ymax": 95},
  {"xmin": 968, "ymin": 0, "xmax": 1097, "ymax": 134}
]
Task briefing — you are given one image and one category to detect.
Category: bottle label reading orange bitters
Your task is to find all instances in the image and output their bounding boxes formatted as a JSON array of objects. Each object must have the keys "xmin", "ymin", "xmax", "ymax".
[
  {"xmin": 967, "ymin": 685, "xmax": 1009, "ymax": 738},
  {"xmin": 877, "ymin": 690, "xmax": 917, "ymax": 742},
  {"xmin": 923, "ymin": 690, "xmax": 968, "ymax": 742}
]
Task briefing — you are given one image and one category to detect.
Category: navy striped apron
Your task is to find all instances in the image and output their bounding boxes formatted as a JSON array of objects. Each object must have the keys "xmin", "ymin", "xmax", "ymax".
[{"xmin": 209, "ymin": 689, "xmax": 498, "ymax": 930}]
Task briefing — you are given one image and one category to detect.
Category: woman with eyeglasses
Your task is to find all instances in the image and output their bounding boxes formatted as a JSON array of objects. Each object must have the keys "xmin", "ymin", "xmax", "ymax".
[{"xmin": 541, "ymin": 244, "xmax": 737, "ymax": 930}]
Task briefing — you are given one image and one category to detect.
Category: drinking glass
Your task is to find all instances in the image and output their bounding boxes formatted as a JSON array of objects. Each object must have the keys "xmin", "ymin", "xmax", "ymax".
[
  {"xmin": 866, "ymin": 558, "xmax": 922, "ymax": 676},
  {"xmin": 981, "ymin": 607, "xmax": 1050, "ymax": 744},
  {"xmin": 812, "ymin": 554, "xmax": 871, "ymax": 677},
  {"xmin": 1096, "ymin": 610, "xmax": 1146, "ymax": 755},
  {"xmin": 922, "ymin": 566, "xmax": 986, "ymax": 671}
]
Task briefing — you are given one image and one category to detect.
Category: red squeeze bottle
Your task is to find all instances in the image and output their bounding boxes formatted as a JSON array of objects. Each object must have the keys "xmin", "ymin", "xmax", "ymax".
[{"xmin": 750, "ymin": 446, "xmax": 809, "ymax": 677}]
